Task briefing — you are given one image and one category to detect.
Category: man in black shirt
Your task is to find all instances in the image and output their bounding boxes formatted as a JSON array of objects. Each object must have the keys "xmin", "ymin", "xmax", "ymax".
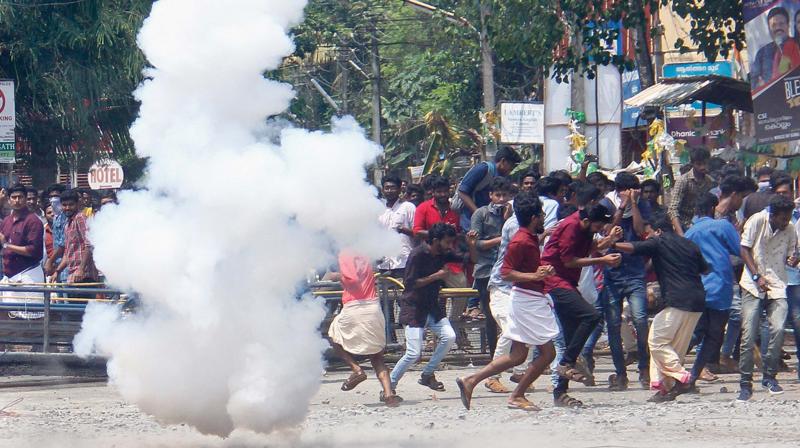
[
  {"xmin": 613, "ymin": 212, "xmax": 709, "ymax": 403},
  {"xmin": 390, "ymin": 223, "xmax": 477, "ymax": 393}
]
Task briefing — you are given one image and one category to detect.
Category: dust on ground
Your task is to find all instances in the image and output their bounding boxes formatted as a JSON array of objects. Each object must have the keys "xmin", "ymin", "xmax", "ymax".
[{"xmin": 0, "ymin": 358, "xmax": 798, "ymax": 448}]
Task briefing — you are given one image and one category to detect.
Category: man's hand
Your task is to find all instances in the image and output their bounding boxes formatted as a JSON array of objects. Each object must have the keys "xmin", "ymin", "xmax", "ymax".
[
  {"xmin": 44, "ymin": 259, "xmax": 55, "ymax": 276},
  {"xmin": 0, "ymin": 233, "xmax": 6, "ymax": 245},
  {"xmin": 466, "ymin": 230, "xmax": 479, "ymax": 246},
  {"xmin": 618, "ymin": 190, "xmax": 631, "ymax": 208},
  {"xmin": 431, "ymin": 269, "xmax": 449, "ymax": 281},
  {"xmin": 609, "ymin": 226, "xmax": 623, "ymax": 242},
  {"xmin": 630, "ymin": 189, "xmax": 641, "ymax": 204},
  {"xmin": 532, "ymin": 265, "xmax": 555, "ymax": 280},
  {"xmin": 603, "ymin": 253, "xmax": 622, "ymax": 268},
  {"xmin": 788, "ymin": 255, "xmax": 799, "ymax": 267},
  {"xmin": 757, "ymin": 276, "xmax": 770, "ymax": 292}
]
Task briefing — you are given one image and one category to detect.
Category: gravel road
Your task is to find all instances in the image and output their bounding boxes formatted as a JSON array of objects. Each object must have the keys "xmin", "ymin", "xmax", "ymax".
[{"xmin": 0, "ymin": 359, "xmax": 798, "ymax": 448}]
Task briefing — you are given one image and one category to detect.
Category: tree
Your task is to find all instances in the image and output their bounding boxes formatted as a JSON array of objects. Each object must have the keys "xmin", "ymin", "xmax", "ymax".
[{"xmin": 0, "ymin": 0, "xmax": 152, "ymax": 186}]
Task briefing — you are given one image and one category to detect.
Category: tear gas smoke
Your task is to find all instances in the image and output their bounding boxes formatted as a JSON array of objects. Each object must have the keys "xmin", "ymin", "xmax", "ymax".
[{"xmin": 74, "ymin": 0, "xmax": 399, "ymax": 437}]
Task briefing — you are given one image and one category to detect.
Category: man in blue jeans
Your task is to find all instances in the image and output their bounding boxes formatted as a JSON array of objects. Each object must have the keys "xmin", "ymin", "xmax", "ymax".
[
  {"xmin": 390, "ymin": 223, "xmax": 477, "ymax": 393},
  {"xmin": 599, "ymin": 172, "xmax": 651, "ymax": 390},
  {"xmin": 737, "ymin": 195, "xmax": 798, "ymax": 401},
  {"xmin": 684, "ymin": 193, "xmax": 741, "ymax": 392}
]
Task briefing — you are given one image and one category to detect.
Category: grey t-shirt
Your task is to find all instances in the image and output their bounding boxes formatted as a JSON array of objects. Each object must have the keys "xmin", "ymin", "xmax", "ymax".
[{"xmin": 471, "ymin": 204, "xmax": 507, "ymax": 279}]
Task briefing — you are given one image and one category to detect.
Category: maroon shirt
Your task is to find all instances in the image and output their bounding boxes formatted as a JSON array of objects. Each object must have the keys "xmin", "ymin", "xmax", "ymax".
[
  {"xmin": 501, "ymin": 226, "xmax": 544, "ymax": 292},
  {"xmin": 0, "ymin": 208, "xmax": 44, "ymax": 278},
  {"xmin": 541, "ymin": 212, "xmax": 593, "ymax": 293}
]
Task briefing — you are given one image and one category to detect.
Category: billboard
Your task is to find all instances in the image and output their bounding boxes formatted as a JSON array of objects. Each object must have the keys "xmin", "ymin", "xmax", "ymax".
[
  {"xmin": 0, "ymin": 80, "xmax": 15, "ymax": 164},
  {"xmin": 621, "ymin": 68, "xmax": 642, "ymax": 129},
  {"xmin": 744, "ymin": 0, "xmax": 800, "ymax": 144},
  {"xmin": 500, "ymin": 102, "xmax": 544, "ymax": 144}
]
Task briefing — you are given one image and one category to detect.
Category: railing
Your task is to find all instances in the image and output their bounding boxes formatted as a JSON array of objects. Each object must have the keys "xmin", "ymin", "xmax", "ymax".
[{"xmin": 0, "ymin": 284, "xmax": 126, "ymax": 353}]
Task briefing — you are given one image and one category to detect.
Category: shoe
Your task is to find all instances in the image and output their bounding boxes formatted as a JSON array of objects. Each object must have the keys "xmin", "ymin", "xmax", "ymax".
[
  {"xmin": 418, "ymin": 373, "xmax": 445, "ymax": 391},
  {"xmin": 379, "ymin": 389, "xmax": 398, "ymax": 402},
  {"xmin": 608, "ymin": 373, "xmax": 629, "ymax": 391},
  {"xmin": 762, "ymin": 378, "xmax": 784, "ymax": 395},
  {"xmin": 698, "ymin": 367, "xmax": 719, "ymax": 383},
  {"xmin": 484, "ymin": 378, "xmax": 509, "ymax": 393},
  {"xmin": 736, "ymin": 386, "xmax": 753, "ymax": 402},
  {"xmin": 624, "ymin": 351, "xmax": 639, "ymax": 367},
  {"xmin": 638, "ymin": 369, "xmax": 650, "ymax": 390},
  {"xmin": 647, "ymin": 391, "xmax": 674, "ymax": 403},
  {"xmin": 718, "ymin": 356, "xmax": 739, "ymax": 374}
]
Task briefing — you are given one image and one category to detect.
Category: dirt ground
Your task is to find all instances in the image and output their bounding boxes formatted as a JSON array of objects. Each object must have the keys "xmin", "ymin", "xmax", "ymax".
[{"xmin": 0, "ymin": 358, "xmax": 798, "ymax": 448}]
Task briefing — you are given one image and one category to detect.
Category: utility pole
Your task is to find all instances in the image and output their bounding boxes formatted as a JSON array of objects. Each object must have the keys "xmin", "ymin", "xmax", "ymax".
[{"xmin": 570, "ymin": 21, "xmax": 585, "ymax": 149}]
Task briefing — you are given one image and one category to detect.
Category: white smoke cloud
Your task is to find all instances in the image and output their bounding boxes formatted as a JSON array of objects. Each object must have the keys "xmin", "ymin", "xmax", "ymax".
[{"xmin": 75, "ymin": 0, "xmax": 400, "ymax": 437}]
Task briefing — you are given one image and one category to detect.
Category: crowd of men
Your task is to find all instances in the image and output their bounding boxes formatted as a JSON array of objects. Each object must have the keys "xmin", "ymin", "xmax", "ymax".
[
  {"xmin": 328, "ymin": 145, "xmax": 800, "ymax": 410},
  {"xmin": 0, "ymin": 183, "xmax": 115, "ymax": 314}
]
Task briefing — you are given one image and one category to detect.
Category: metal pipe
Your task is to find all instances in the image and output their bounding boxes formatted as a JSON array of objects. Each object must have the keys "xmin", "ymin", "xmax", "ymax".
[{"xmin": 43, "ymin": 291, "xmax": 50, "ymax": 353}]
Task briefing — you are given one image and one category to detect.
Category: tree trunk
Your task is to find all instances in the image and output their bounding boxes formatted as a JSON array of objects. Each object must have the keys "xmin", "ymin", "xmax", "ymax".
[
  {"xmin": 631, "ymin": 0, "xmax": 656, "ymax": 89},
  {"xmin": 479, "ymin": 1, "xmax": 495, "ymax": 112}
]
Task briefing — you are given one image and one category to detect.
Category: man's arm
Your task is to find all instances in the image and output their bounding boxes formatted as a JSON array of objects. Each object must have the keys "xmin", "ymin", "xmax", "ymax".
[
  {"xmin": 592, "ymin": 226, "xmax": 623, "ymax": 252},
  {"xmin": 740, "ymin": 245, "xmax": 768, "ymax": 292},
  {"xmin": 458, "ymin": 191, "xmax": 479, "ymax": 215},
  {"xmin": 630, "ymin": 190, "xmax": 646, "ymax": 236},
  {"xmin": 410, "ymin": 269, "xmax": 448, "ymax": 290},
  {"xmin": 667, "ymin": 176, "xmax": 686, "ymax": 235},
  {"xmin": 502, "ymin": 265, "xmax": 555, "ymax": 283},
  {"xmin": 44, "ymin": 246, "xmax": 64, "ymax": 275},
  {"xmin": 563, "ymin": 253, "xmax": 621, "ymax": 269}
]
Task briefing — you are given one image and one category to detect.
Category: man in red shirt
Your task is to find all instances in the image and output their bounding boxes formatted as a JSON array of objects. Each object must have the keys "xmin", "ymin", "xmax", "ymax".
[
  {"xmin": 412, "ymin": 175, "xmax": 470, "ymax": 346},
  {"xmin": 55, "ymin": 190, "xmax": 97, "ymax": 284},
  {"xmin": 541, "ymin": 205, "xmax": 622, "ymax": 408},
  {"xmin": 456, "ymin": 192, "xmax": 557, "ymax": 411}
]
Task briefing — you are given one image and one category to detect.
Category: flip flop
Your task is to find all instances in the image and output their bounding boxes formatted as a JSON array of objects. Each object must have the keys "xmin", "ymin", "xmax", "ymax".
[
  {"xmin": 456, "ymin": 377, "xmax": 471, "ymax": 410},
  {"xmin": 341, "ymin": 371, "xmax": 367, "ymax": 391},
  {"xmin": 507, "ymin": 397, "xmax": 541, "ymax": 411}
]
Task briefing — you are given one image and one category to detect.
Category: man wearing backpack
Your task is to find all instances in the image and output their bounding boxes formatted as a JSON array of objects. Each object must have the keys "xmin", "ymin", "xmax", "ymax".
[{"xmin": 454, "ymin": 146, "xmax": 522, "ymax": 231}]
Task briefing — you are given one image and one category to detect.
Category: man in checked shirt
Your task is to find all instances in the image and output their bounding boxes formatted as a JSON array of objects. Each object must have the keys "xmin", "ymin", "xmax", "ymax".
[{"xmin": 55, "ymin": 189, "xmax": 98, "ymax": 286}]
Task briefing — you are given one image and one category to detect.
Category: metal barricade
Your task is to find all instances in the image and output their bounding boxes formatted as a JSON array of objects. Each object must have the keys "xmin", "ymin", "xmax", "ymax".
[{"xmin": 0, "ymin": 283, "xmax": 125, "ymax": 353}]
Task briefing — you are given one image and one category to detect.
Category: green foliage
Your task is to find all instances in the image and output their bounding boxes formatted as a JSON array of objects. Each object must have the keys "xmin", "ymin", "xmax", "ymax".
[
  {"xmin": 670, "ymin": 0, "xmax": 744, "ymax": 61},
  {"xmin": 0, "ymin": 0, "xmax": 152, "ymax": 186}
]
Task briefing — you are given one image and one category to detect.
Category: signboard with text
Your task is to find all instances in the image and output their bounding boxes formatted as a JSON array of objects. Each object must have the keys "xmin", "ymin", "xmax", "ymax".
[
  {"xmin": 0, "ymin": 80, "xmax": 15, "ymax": 164},
  {"xmin": 500, "ymin": 102, "xmax": 544, "ymax": 144},
  {"xmin": 663, "ymin": 62, "xmax": 732, "ymax": 112},
  {"xmin": 88, "ymin": 159, "xmax": 124, "ymax": 190},
  {"xmin": 744, "ymin": 0, "xmax": 800, "ymax": 144}
]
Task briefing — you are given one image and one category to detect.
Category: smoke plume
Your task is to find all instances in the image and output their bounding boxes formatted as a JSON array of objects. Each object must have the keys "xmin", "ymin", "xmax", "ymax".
[{"xmin": 75, "ymin": 0, "xmax": 399, "ymax": 437}]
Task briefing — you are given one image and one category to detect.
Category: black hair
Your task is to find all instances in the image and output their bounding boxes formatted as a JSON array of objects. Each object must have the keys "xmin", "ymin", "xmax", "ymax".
[
  {"xmin": 60, "ymin": 189, "xmax": 80, "ymax": 204},
  {"xmin": 708, "ymin": 157, "xmax": 725, "ymax": 174},
  {"xmin": 769, "ymin": 194, "xmax": 795, "ymax": 215},
  {"xmin": 25, "ymin": 189, "xmax": 38, "ymax": 197},
  {"xmin": 742, "ymin": 177, "xmax": 758, "ymax": 194},
  {"xmin": 579, "ymin": 204, "xmax": 612, "ymax": 223},
  {"xmin": 640, "ymin": 179, "xmax": 660, "ymax": 193},
  {"xmin": 513, "ymin": 191, "xmax": 543, "ymax": 228},
  {"xmin": 489, "ymin": 176, "xmax": 513, "ymax": 193},
  {"xmin": 614, "ymin": 172, "xmax": 640, "ymax": 191},
  {"xmin": 428, "ymin": 175, "xmax": 450, "ymax": 191},
  {"xmin": 690, "ymin": 147, "xmax": 711, "ymax": 163},
  {"xmin": 537, "ymin": 176, "xmax": 561, "ymax": 197},
  {"xmin": 575, "ymin": 183, "xmax": 602, "ymax": 207},
  {"xmin": 495, "ymin": 146, "xmax": 522, "ymax": 165},
  {"xmin": 557, "ymin": 203, "xmax": 578, "ymax": 221},
  {"xmin": 46, "ymin": 184, "xmax": 66, "ymax": 196},
  {"xmin": 695, "ymin": 192, "xmax": 719, "ymax": 217},
  {"xmin": 586, "ymin": 171, "xmax": 608, "ymax": 184},
  {"xmin": 719, "ymin": 175, "xmax": 749, "ymax": 196},
  {"xmin": 770, "ymin": 172, "xmax": 792, "ymax": 191},
  {"xmin": 648, "ymin": 212, "xmax": 674, "ymax": 233},
  {"xmin": 382, "ymin": 175, "xmax": 402, "ymax": 188},
  {"xmin": 427, "ymin": 222, "xmax": 457, "ymax": 243},
  {"xmin": 406, "ymin": 183, "xmax": 424, "ymax": 197},
  {"xmin": 756, "ymin": 166, "xmax": 774, "ymax": 179},
  {"xmin": 768, "ymin": 6, "xmax": 790, "ymax": 22},
  {"xmin": 7, "ymin": 183, "xmax": 26, "ymax": 196},
  {"xmin": 422, "ymin": 176, "xmax": 435, "ymax": 192},
  {"xmin": 549, "ymin": 170, "xmax": 573, "ymax": 186},
  {"xmin": 521, "ymin": 170, "xmax": 540, "ymax": 182},
  {"xmin": 719, "ymin": 163, "xmax": 742, "ymax": 178},
  {"xmin": 679, "ymin": 164, "xmax": 693, "ymax": 175}
]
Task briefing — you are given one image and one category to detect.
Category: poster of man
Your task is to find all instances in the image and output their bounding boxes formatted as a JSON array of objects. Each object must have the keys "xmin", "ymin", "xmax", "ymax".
[{"xmin": 745, "ymin": 0, "xmax": 800, "ymax": 144}]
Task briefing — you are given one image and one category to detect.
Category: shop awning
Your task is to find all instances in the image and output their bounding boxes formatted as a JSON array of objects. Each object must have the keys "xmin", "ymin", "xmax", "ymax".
[{"xmin": 624, "ymin": 75, "xmax": 753, "ymax": 112}]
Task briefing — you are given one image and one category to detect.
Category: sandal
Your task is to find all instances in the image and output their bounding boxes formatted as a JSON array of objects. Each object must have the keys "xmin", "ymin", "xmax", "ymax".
[
  {"xmin": 484, "ymin": 378, "xmax": 509, "ymax": 393},
  {"xmin": 384, "ymin": 394, "xmax": 403, "ymax": 407},
  {"xmin": 456, "ymin": 377, "xmax": 472, "ymax": 410},
  {"xmin": 555, "ymin": 364, "xmax": 589, "ymax": 385},
  {"xmin": 341, "ymin": 371, "xmax": 367, "ymax": 391},
  {"xmin": 554, "ymin": 394, "xmax": 584, "ymax": 408},
  {"xmin": 507, "ymin": 397, "xmax": 541, "ymax": 411}
]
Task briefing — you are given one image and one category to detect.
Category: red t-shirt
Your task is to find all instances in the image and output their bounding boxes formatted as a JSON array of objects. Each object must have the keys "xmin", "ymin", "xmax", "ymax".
[
  {"xmin": 541, "ymin": 212, "xmax": 593, "ymax": 293},
  {"xmin": 339, "ymin": 252, "xmax": 377, "ymax": 304},
  {"xmin": 412, "ymin": 199, "xmax": 462, "ymax": 274},
  {"xmin": 500, "ymin": 227, "xmax": 544, "ymax": 292}
]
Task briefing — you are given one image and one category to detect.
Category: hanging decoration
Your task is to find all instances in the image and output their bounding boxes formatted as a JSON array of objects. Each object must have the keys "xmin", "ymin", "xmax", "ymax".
[{"xmin": 565, "ymin": 108, "xmax": 597, "ymax": 176}]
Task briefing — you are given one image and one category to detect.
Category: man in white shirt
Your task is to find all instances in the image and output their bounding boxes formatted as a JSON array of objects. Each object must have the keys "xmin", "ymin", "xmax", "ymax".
[{"xmin": 378, "ymin": 176, "xmax": 416, "ymax": 277}]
